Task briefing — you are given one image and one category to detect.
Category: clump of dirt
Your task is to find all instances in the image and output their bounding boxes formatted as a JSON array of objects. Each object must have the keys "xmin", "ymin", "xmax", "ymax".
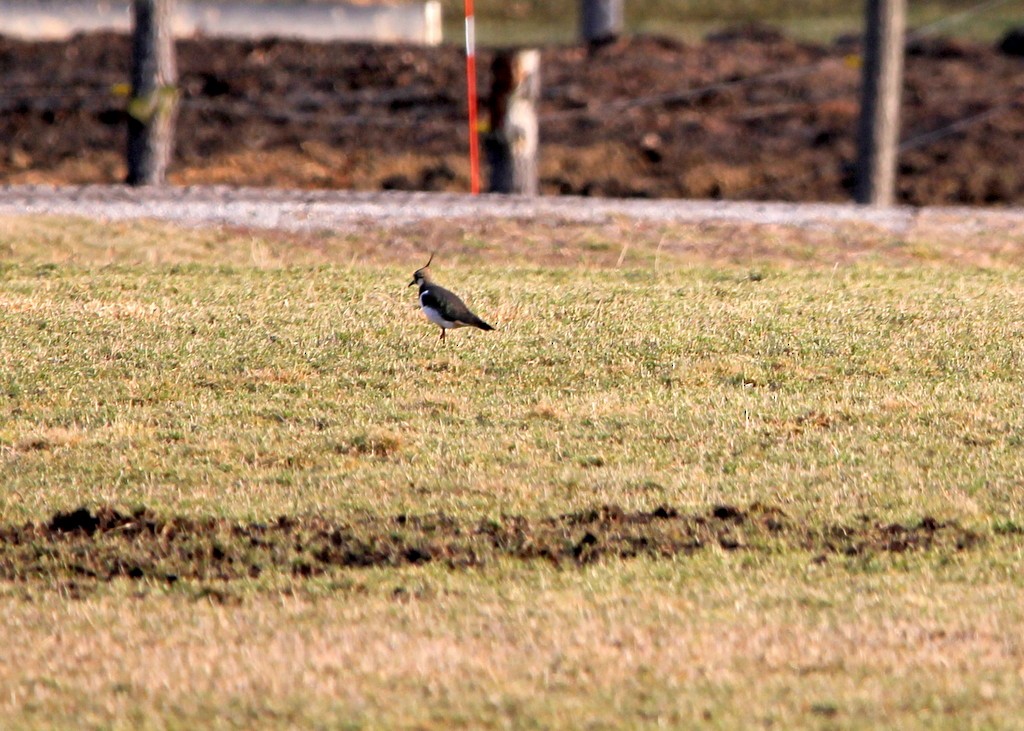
[
  {"xmin": 0, "ymin": 503, "xmax": 986, "ymax": 590},
  {"xmin": 0, "ymin": 29, "xmax": 1021, "ymax": 204},
  {"xmin": 48, "ymin": 505, "xmax": 135, "ymax": 535}
]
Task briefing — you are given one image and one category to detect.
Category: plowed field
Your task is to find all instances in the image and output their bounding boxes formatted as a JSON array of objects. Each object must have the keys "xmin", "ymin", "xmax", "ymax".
[{"xmin": 1, "ymin": 28, "xmax": 1022, "ymax": 203}]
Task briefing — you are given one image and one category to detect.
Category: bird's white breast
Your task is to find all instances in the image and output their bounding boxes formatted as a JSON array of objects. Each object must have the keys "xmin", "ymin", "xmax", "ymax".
[{"xmin": 420, "ymin": 290, "xmax": 454, "ymax": 328}]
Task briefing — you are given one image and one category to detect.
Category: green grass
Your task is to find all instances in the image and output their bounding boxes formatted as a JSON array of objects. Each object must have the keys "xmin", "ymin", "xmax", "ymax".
[
  {"xmin": 439, "ymin": 0, "xmax": 1024, "ymax": 45},
  {"xmin": 2, "ymin": 213, "xmax": 1024, "ymax": 729},
  {"xmin": 3, "ymin": 229, "xmax": 1024, "ymax": 525}
]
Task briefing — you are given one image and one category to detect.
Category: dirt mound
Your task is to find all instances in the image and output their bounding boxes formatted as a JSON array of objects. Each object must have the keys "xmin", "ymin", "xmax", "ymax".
[
  {"xmin": 0, "ymin": 503, "xmax": 984, "ymax": 593},
  {"xmin": 0, "ymin": 29, "xmax": 1021, "ymax": 204}
]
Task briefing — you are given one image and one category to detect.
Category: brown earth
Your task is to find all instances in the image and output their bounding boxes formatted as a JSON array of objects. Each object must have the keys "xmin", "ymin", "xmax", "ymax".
[
  {"xmin": 0, "ymin": 503, "xmax": 988, "ymax": 597},
  {"xmin": 0, "ymin": 28, "xmax": 1022, "ymax": 204}
]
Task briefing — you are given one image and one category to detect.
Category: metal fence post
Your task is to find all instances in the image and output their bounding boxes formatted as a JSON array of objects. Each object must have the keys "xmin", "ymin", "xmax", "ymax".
[{"xmin": 580, "ymin": 0, "xmax": 623, "ymax": 46}]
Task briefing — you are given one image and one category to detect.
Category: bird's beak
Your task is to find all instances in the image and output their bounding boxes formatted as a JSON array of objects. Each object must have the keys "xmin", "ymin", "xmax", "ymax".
[{"xmin": 408, "ymin": 279, "xmax": 416, "ymax": 287}]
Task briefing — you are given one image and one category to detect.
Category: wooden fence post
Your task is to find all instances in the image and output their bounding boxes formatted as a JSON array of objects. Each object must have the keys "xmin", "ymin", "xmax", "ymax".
[
  {"xmin": 580, "ymin": 0, "xmax": 623, "ymax": 46},
  {"xmin": 854, "ymin": 0, "xmax": 906, "ymax": 206},
  {"xmin": 126, "ymin": 0, "xmax": 178, "ymax": 186},
  {"xmin": 485, "ymin": 49, "xmax": 540, "ymax": 195}
]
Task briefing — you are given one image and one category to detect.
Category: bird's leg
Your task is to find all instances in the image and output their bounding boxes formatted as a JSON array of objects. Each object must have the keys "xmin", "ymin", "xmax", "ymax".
[{"xmin": 439, "ymin": 328, "xmax": 446, "ymax": 343}]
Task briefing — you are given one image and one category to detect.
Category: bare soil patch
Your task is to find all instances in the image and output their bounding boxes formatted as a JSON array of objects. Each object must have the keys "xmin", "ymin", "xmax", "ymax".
[
  {"xmin": 0, "ymin": 503, "xmax": 986, "ymax": 591},
  {"xmin": 1, "ymin": 30, "xmax": 1021, "ymax": 204}
]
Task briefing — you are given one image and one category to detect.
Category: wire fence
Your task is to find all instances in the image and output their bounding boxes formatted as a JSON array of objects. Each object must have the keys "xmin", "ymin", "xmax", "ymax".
[
  {"xmin": 909, "ymin": 0, "xmax": 1015, "ymax": 37},
  {"xmin": 899, "ymin": 99, "xmax": 1022, "ymax": 153}
]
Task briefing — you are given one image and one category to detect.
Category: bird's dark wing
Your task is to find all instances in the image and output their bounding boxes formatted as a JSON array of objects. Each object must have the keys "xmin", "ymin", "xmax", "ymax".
[
  {"xmin": 421, "ymin": 285, "xmax": 471, "ymax": 321},
  {"xmin": 422, "ymin": 285, "xmax": 493, "ymax": 330}
]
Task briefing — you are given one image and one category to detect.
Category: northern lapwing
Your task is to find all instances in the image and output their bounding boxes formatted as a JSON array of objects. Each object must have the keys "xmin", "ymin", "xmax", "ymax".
[{"xmin": 408, "ymin": 254, "xmax": 494, "ymax": 342}]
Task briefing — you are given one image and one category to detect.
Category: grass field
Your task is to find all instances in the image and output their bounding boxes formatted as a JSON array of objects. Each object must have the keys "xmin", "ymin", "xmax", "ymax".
[
  {"xmin": 2, "ymin": 212, "xmax": 1024, "ymax": 728},
  {"xmin": 438, "ymin": 0, "xmax": 1024, "ymax": 45}
]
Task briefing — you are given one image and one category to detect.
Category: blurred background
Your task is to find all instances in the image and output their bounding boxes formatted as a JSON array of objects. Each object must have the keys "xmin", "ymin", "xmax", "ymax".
[
  {"xmin": 1, "ymin": 0, "xmax": 1021, "ymax": 204},
  {"xmin": 438, "ymin": 0, "xmax": 1021, "ymax": 44}
]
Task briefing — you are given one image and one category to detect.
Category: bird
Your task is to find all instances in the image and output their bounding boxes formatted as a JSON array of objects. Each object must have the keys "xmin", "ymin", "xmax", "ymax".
[{"xmin": 408, "ymin": 253, "xmax": 494, "ymax": 342}]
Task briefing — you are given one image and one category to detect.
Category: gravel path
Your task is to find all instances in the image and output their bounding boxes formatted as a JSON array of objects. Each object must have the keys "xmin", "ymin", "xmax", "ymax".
[{"xmin": 2, "ymin": 184, "xmax": 1023, "ymax": 235}]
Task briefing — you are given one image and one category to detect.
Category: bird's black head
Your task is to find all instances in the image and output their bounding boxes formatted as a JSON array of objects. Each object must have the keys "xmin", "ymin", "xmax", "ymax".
[{"xmin": 408, "ymin": 252, "xmax": 434, "ymax": 287}]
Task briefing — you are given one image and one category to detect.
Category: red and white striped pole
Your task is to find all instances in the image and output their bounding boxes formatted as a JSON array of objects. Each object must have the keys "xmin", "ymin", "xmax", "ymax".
[{"xmin": 464, "ymin": 0, "xmax": 480, "ymax": 194}]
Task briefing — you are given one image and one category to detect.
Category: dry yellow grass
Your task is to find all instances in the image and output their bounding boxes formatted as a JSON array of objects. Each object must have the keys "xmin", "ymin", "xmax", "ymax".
[
  {"xmin": 3, "ymin": 556, "xmax": 1024, "ymax": 729},
  {"xmin": 5, "ymin": 211, "xmax": 1024, "ymax": 271}
]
